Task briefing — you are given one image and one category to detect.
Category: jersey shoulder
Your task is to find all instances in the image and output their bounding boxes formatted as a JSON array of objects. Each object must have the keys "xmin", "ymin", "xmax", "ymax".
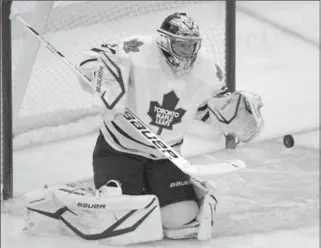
[
  {"xmin": 121, "ymin": 35, "xmax": 153, "ymax": 54},
  {"xmin": 121, "ymin": 35, "xmax": 161, "ymax": 66},
  {"xmin": 191, "ymin": 50, "xmax": 226, "ymax": 97},
  {"xmin": 79, "ymin": 35, "xmax": 155, "ymax": 69},
  {"xmin": 193, "ymin": 50, "xmax": 225, "ymax": 85},
  {"xmin": 121, "ymin": 35, "xmax": 164, "ymax": 71},
  {"xmin": 96, "ymin": 35, "xmax": 154, "ymax": 58}
]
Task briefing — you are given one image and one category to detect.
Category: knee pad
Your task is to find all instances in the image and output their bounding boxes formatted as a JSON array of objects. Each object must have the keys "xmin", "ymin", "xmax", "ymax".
[
  {"xmin": 23, "ymin": 183, "xmax": 163, "ymax": 245},
  {"xmin": 161, "ymin": 200, "xmax": 199, "ymax": 229},
  {"xmin": 163, "ymin": 178, "xmax": 220, "ymax": 241}
]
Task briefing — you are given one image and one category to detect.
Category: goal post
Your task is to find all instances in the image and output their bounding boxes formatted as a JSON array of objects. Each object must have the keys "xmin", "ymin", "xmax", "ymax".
[
  {"xmin": 1, "ymin": 0, "xmax": 14, "ymax": 200},
  {"xmin": 1, "ymin": 1, "xmax": 236, "ymax": 200},
  {"xmin": 225, "ymin": 0, "xmax": 237, "ymax": 149}
]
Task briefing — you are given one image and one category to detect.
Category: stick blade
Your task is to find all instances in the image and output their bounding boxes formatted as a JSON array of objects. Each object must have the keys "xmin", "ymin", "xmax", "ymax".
[{"xmin": 192, "ymin": 159, "xmax": 246, "ymax": 176}]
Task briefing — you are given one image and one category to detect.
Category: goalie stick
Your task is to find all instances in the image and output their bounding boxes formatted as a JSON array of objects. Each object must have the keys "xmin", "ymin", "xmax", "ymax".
[{"xmin": 12, "ymin": 14, "xmax": 246, "ymax": 178}]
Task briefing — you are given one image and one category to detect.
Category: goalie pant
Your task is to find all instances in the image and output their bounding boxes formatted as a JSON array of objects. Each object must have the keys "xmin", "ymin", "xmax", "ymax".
[{"xmin": 92, "ymin": 127, "xmax": 219, "ymax": 241}]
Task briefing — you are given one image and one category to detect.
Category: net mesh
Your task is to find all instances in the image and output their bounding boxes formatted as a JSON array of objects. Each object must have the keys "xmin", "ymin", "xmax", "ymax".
[{"xmin": 10, "ymin": 1, "xmax": 226, "ymax": 149}]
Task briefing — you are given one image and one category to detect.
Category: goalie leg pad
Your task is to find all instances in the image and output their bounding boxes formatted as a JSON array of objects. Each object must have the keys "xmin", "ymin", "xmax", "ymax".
[
  {"xmin": 163, "ymin": 220, "xmax": 200, "ymax": 239},
  {"xmin": 23, "ymin": 183, "xmax": 164, "ymax": 245},
  {"xmin": 192, "ymin": 178, "xmax": 219, "ymax": 241},
  {"xmin": 196, "ymin": 191, "xmax": 218, "ymax": 240}
]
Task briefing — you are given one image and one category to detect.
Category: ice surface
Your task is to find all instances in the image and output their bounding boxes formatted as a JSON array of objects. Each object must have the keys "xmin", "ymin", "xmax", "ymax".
[
  {"xmin": 2, "ymin": 131, "xmax": 319, "ymax": 248},
  {"xmin": 2, "ymin": 1, "xmax": 319, "ymax": 248}
]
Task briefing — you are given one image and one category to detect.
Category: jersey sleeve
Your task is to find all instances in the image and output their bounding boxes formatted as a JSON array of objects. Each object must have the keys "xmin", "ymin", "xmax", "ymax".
[
  {"xmin": 194, "ymin": 100, "xmax": 210, "ymax": 123},
  {"xmin": 77, "ymin": 40, "xmax": 132, "ymax": 94},
  {"xmin": 194, "ymin": 86, "xmax": 229, "ymax": 125},
  {"xmin": 194, "ymin": 62, "xmax": 229, "ymax": 124}
]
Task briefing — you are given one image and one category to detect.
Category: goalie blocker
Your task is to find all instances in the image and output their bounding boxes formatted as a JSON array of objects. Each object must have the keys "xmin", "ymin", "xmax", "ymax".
[{"xmin": 23, "ymin": 179, "xmax": 219, "ymax": 245}]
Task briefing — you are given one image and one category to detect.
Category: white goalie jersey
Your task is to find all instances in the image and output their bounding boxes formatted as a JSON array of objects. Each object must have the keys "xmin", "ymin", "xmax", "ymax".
[{"xmin": 78, "ymin": 35, "xmax": 226, "ymax": 159}]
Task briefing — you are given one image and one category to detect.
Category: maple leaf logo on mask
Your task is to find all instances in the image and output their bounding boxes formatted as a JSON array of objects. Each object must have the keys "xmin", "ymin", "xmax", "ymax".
[
  {"xmin": 123, "ymin": 39, "xmax": 144, "ymax": 53},
  {"xmin": 147, "ymin": 91, "xmax": 186, "ymax": 135}
]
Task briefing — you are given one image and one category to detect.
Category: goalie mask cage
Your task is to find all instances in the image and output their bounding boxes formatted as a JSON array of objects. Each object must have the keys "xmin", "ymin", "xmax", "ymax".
[{"xmin": 1, "ymin": 0, "xmax": 236, "ymax": 200}]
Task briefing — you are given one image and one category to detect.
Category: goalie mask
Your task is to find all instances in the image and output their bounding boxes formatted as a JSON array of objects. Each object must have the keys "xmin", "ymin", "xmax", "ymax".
[{"xmin": 157, "ymin": 13, "xmax": 202, "ymax": 75}]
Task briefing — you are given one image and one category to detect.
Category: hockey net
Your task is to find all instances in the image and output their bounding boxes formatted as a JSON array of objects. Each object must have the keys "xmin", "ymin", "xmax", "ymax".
[{"xmin": 10, "ymin": 0, "xmax": 227, "ymax": 149}]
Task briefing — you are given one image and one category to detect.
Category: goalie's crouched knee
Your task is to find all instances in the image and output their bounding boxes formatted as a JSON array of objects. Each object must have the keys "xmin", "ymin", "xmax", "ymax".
[
  {"xmin": 23, "ymin": 182, "xmax": 164, "ymax": 245},
  {"xmin": 161, "ymin": 200, "xmax": 199, "ymax": 229},
  {"xmin": 163, "ymin": 179, "xmax": 219, "ymax": 241}
]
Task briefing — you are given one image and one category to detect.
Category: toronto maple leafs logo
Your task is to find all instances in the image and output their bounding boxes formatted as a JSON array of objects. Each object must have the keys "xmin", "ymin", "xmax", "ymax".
[
  {"xmin": 147, "ymin": 91, "xmax": 186, "ymax": 135},
  {"xmin": 123, "ymin": 39, "xmax": 144, "ymax": 53}
]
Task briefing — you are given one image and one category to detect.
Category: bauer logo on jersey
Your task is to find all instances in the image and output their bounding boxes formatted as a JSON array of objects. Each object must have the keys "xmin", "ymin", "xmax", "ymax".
[
  {"xmin": 123, "ymin": 39, "xmax": 144, "ymax": 53},
  {"xmin": 147, "ymin": 91, "xmax": 186, "ymax": 135}
]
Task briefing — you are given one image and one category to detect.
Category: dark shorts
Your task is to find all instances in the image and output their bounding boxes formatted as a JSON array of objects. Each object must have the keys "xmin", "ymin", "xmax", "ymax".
[{"xmin": 92, "ymin": 132, "xmax": 197, "ymax": 207}]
